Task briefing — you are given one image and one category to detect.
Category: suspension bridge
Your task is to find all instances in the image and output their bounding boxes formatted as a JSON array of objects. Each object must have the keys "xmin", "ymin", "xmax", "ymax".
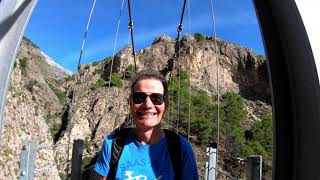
[{"xmin": 1, "ymin": 0, "xmax": 320, "ymax": 180}]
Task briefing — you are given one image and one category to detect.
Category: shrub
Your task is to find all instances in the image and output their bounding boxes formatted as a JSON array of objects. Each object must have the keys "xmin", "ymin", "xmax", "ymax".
[
  {"xmin": 48, "ymin": 83, "xmax": 66, "ymax": 104},
  {"xmin": 64, "ymin": 75, "xmax": 75, "ymax": 82},
  {"xmin": 166, "ymin": 70, "xmax": 219, "ymax": 146},
  {"xmin": 92, "ymin": 61, "xmax": 100, "ymax": 66},
  {"xmin": 125, "ymin": 64, "xmax": 136, "ymax": 78},
  {"xmin": 25, "ymin": 80, "xmax": 37, "ymax": 92},
  {"xmin": 90, "ymin": 79, "xmax": 107, "ymax": 90},
  {"xmin": 194, "ymin": 32, "xmax": 206, "ymax": 42},
  {"xmin": 247, "ymin": 114, "xmax": 273, "ymax": 158},
  {"xmin": 109, "ymin": 73, "xmax": 123, "ymax": 88},
  {"xmin": 242, "ymin": 114, "xmax": 273, "ymax": 179},
  {"xmin": 20, "ymin": 57, "xmax": 27, "ymax": 75},
  {"xmin": 82, "ymin": 156, "xmax": 94, "ymax": 172},
  {"xmin": 102, "ymin": 56, "xmax": 113, "ymax": 65},
  {"xmin": 220, "ymin": 92, "xmax": 247, "ymax": 156}
]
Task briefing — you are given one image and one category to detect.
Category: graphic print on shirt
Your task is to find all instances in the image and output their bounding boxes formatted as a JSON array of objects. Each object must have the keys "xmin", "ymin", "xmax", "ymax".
[
  {"xmin": 124, "ymin": 171, "xmax": 147, "ymax": 180},
  {"xmin": 124, "ymin": 171, "xmax": 163, "ymax": 180},
  {"xmin": 119, "ymin": 159, "xmax": 147, "ymax": 172}
]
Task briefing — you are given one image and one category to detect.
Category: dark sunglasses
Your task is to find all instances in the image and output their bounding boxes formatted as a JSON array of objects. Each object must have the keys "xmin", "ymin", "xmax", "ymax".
[{"xmin": 132, "ymin": 92, "xmax": 165, "ymax": 105}]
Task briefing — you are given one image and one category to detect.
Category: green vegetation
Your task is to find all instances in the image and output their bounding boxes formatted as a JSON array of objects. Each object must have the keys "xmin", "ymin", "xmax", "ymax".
[
  {"xmin": 19, "ymin": 57, "xmax": 27, "ymax": 75},
  {"xmin": 84, "ymin": 137, "xmax": 93, "ymax": 154},
  {"xmin": 194, "ymin": 32, "xmax": 206, "ymax": 42},
  {"xmin": 243, "ymin": 114, "xmax": 273, "ymax": 178},
  {"xmin": 91, "ymin": 73, "xmax": 123, "ymax": 90},
  {"xmin": 242, "ymin": 114, "xmax": 272, "ymax": 158},
  {"xmin": 102, "ymin": 56, "xmax": 113, "ymax": 64},
  {"xmin": 59, "ymin": 173, "xmax": 66, "ymax": 180},
  {"xmin": 47, "ymin": 83, "xmax": 66, "ymax": 104},
  {"xmin": 82, "ymin": 156, "xmax": 94, "ymax": 172},
  {"xmin": 90, "ymin": 79, "xmax": 108, "ymax": 90},
  {"xmin": 64, "ymin": 75, "xmax": 75, "ymax": 82},
  {"xmin": 92, "ymin": 61, "xmax": 100, "ymax": 66},
  {"xmin": 76, "ymin": 80, "xmax": 82, "ymax": 84},
  {"xmin": 125, "ymin": 64, "xmax": 136, "ymax": 78},
  {"xmin": 165, "ymin": 70, "xmax": 272, "ymax": 170},
  {"xmin": 25, "ymin": 80, "xmax": 37, "ymax": 92},
  {"xmin": 45, "ymin": 110, "xmax": 61, "ymax": 140},
  {"xmin": 109, "ymin": 73, "xmax": 123, "ymax": 87},
  {"xmin": 45, "ymin": 110, "xmax": 55, "ymax": 121},
  {"xmin": 166, "ymin": 70, "xmax": 220, "ymax": 146},
  {"xmin": 91, "ymin": 56, "xmax": 113, "ymax": 66}
]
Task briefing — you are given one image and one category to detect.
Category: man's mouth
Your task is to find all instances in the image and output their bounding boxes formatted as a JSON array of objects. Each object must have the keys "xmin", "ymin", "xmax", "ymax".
[{"xmin": 137, "ymin": 112, "xmax": 157, "ymax": 117}]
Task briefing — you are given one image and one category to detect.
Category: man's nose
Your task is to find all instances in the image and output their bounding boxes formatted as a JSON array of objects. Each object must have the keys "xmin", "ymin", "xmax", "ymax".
[{"xmin": 144, "ymin": 96, "xmax": 154, "ymax": 108}]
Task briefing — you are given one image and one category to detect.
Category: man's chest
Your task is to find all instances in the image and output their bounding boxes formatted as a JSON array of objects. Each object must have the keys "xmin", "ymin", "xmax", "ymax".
[{"xmin": 115, "ymin": 145, "xmax": 174, "ymax": 179}]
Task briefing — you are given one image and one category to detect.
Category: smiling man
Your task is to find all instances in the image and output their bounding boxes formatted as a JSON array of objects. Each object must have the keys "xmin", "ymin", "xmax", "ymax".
[{"xmin": 93, "ymin": 70, "xmax": 199, "ymax": 180}]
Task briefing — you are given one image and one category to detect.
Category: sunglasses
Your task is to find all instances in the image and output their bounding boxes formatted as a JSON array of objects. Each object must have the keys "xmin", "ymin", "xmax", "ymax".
[{"xmin": 132, "ymin": 92, "xmax": 165, "ymax": 105}]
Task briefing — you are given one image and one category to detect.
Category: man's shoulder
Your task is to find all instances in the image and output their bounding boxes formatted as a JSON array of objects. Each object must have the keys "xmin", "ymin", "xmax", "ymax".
[
  {"xmin": 106, "ymin": 128, "xmax": 133, "ymax": 139},
  {"xmin": 163, "ymin": 129, "xmax": 190, "ymax": 145}
]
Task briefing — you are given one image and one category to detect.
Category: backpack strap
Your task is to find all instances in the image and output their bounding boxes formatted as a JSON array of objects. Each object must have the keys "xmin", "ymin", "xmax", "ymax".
[
  {"xmin": 107, "ymin": 128, "xmax": 182, "ymax": 180},
  {"xmin": 163, "ymin": 129, "xmax": 182, "ymax": 180},
  {"xmin": 108, "ymin": 128, "xmax": 132, "ymax": 180}
]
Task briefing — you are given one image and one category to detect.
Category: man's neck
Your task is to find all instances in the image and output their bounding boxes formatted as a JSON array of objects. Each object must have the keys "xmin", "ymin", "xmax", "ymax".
[{"xmin": 133, "ymin": 126, "xmax": 165, "ymax": 145}]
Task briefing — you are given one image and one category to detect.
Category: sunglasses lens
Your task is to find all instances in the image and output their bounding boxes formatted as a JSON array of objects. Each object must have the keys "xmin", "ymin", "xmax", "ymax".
[
  {"xmin": 132, "ymin": 92, "xmax": 147, "ymax": 104},
  {"xmin": 132, "ymin": 92, "xmax": 164, "ymax": 105},
  {"xmin": 150, "ymin": 93, "xmax": 164, "ymax": 105}
]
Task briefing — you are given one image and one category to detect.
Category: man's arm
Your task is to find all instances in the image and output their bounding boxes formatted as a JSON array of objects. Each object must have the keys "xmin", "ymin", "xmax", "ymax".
[
  {"xmin": 87, "ymin": 169, "xmax": 108, "ymax": 180},
  {"xmin": 180, "ymin": 138, "xmax": 199, "ymax": 179},
  {"xmin": 97, "ymin": 175, "xmax": 108, "ymax": 180}
]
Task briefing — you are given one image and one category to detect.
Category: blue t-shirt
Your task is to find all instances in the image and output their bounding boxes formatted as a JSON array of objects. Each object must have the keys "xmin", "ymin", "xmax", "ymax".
[{"xmin": 94, "ymin": 130, "xmax": 199, "ymax": 179}]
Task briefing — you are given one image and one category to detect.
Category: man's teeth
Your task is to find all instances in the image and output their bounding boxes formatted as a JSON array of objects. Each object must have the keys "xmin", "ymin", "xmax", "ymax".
[{"xmin": 140, "ymin": 112, "xmax": 156, "ymax": 115}]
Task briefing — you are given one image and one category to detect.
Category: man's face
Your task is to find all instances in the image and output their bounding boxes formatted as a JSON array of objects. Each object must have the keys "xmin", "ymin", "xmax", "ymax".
[{"xmin": 130, "ymin": 78, "xmax": 167, "ymax": 129}]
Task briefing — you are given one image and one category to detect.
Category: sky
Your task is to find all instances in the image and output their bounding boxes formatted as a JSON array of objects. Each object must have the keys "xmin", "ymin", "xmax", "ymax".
[{"xmin": 24, "ymin": 0, "xmax": 265, "ymax": 73}]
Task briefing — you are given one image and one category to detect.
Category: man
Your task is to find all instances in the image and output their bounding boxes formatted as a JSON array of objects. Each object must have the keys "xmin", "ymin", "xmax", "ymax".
[{"xmin": 94, "ymin": 70, "xmax": 199, "ymax": 179}]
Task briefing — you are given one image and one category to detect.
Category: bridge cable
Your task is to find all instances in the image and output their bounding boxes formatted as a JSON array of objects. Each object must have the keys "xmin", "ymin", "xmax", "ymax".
[
  {"xmin": 108, "ymin": 0, "xmax": 126, "ymax": 89},
  {"xmin": 187, "ymin": 0, "xmax": 192, "ymax": 141},
  {"xmin": 87, "ymin": 1, "xmax": 127, "ymax": 177},
  {"xmin": 127, "ymin": 0, "xmax": 137, "ymax": 72},
  {"xmin": 77, "ymin": 0, "xmax": 97, "ymax": 71},
  {"xmin": 172, "ymin": 0, "xmax": 187, "ymax": 134},
  {"xmin": 166, "ymin": 0, "xmax": 187, "ymax": 131},
  {"xmin": 66, "ymin": 0, "xmax": 97, "ymax": 178},
  {"xmin": 209, "ymin": 0, "xmax": 220, "ymax": 177},
  {"xmin": 165, "ymin": 0, "xmax": 188, "ymax": 83},
  {"xmin": 174, "ymin": 0, "xmax": 187, "ymax": 59}
]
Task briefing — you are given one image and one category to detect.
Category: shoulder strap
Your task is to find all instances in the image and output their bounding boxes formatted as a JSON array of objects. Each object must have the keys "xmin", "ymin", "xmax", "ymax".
[
  {"xmin": 108, "ymin": 128, "xmax": 132, "ymax": 180},
  {"xmin": 163, "ymin": 129, "xmax": 182, "ymax": 180}
]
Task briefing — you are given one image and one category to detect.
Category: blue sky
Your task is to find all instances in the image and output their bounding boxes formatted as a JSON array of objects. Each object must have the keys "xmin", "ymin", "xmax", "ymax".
[{"xmin": 25, "ymin": 0, "xmax": 265, "ymax": 72}]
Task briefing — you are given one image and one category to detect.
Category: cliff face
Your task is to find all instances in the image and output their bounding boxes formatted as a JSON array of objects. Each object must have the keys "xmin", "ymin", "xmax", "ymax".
[
  {"xmin": 0, "ymin": 37, "xmax": 70, "ymax": 179},
  {"xmin": 0, "ymin": 35, "xmax": 271, "ymax": 179}
]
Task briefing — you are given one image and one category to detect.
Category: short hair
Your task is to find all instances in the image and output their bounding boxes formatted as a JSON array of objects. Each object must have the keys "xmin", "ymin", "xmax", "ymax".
[{"xmin": 130, "ymin": 70, "xmax": 168, "ymax": 100}]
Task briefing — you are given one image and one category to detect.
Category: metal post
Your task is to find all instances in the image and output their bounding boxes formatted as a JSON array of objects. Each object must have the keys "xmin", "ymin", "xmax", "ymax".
[
  {"xmin": 246, "ymin": 155, "xmax": 262, "ymax": 180},
  {"xmin": 205, "ymin": 142, "xmax": 217, "ymax": 180},
  {"xmin": 71, "ymin": 139, "xmax": 84, "ymax": 180},
  {"xmin": 19, "ymin": 140, "xmax": 37, "ymax": 180}
]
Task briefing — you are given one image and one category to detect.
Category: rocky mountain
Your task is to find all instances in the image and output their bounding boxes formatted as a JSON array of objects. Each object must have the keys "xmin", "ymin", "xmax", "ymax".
[
  {"xmin": 0, "ymin": 34, "xmax": 272, "ymax": 179},
  {"xmin": 0, "ymin": 37, "xmax": 70, "ymax": 179}
]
